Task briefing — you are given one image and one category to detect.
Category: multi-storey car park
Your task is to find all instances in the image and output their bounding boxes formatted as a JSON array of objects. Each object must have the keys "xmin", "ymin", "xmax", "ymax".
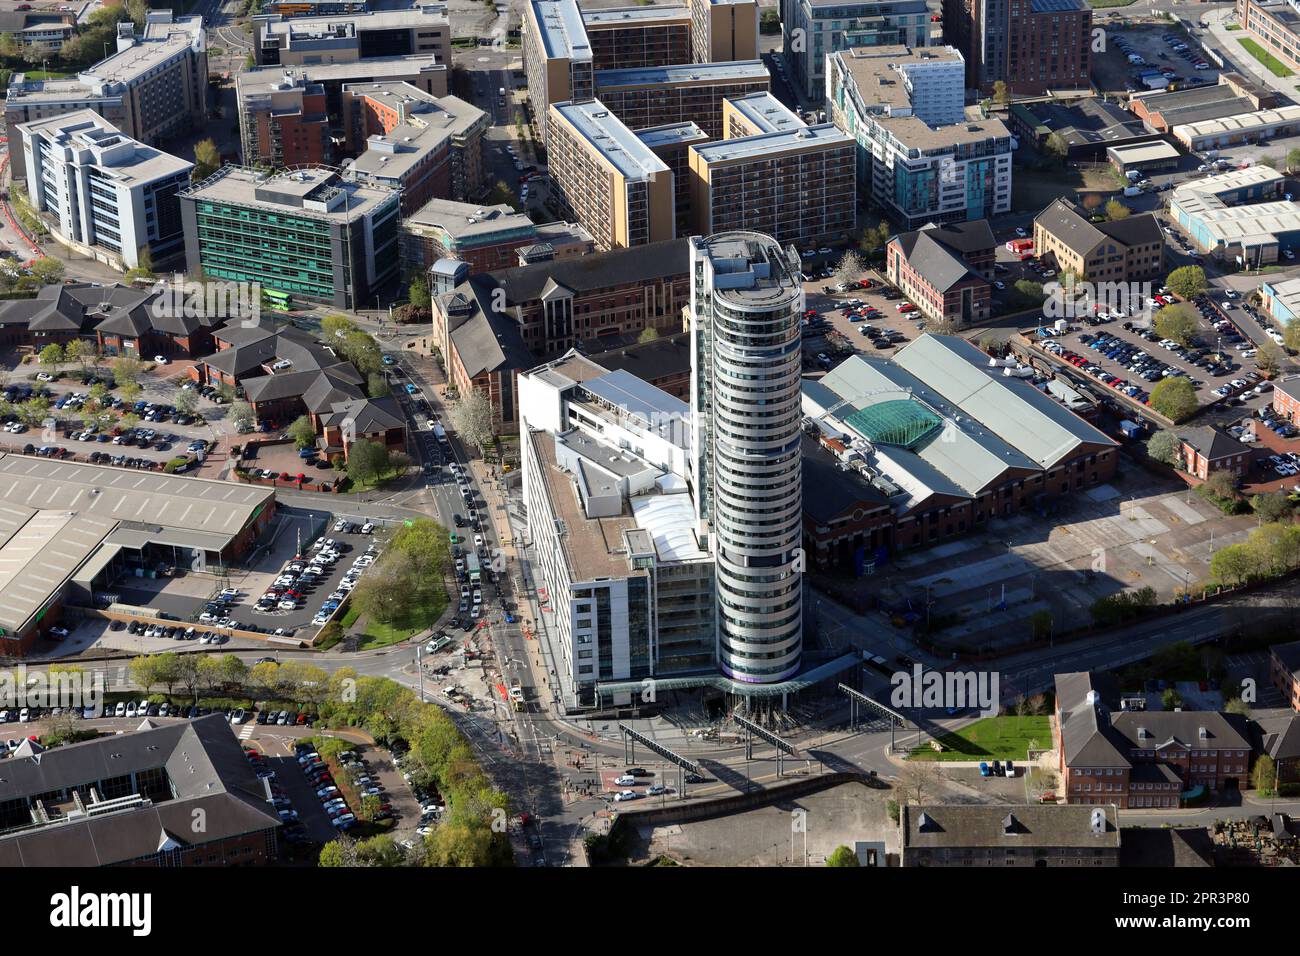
[{"xmin": 690, "ymin": 232, "xmax": 805, "ymax": 685}]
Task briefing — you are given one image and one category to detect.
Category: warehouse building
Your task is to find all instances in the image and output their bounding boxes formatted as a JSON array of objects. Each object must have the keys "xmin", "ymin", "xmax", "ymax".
[
  {"xmin": 1169, "ymin": 165, "xmax": 1298, "ymax": 264},
  {"xmin": 1172, "ymin": 104, "xmax": 1300, "ymax": 151},
  {"xmin": 801, "ymin": 334, "xmax": 1117, "ymax": 567},
  {"xmin": 0, "ymin": 456, "xmax": 276, "ymax": 655}
]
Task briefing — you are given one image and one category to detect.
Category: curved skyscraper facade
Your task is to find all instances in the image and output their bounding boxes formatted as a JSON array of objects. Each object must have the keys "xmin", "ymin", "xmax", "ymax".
[{"xmin": 689, "ymin": 231, "xmax": 803, "ymax": 684}]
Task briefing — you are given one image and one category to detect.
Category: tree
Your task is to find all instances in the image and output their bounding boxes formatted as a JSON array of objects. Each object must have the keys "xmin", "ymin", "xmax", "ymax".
[
  {"xmin": 898, "ymin": 761, "xmax": 941, "ymax": 804},
  {"xmin": 1252, "ymin": 753, "xmax": 1277, "ymax": 794},
  {"xmin": 859, "ymin": 219, "xmax": 891, "ymax": 255},
  {"xmin": 346, "ymin": 439, "xmax": 392, "ymax": 487},
  {"xmin": 1154, "ymin": 303, "xmax": 1198, "ymax": 347},
  {"xmin": 340, "ymin": 330, "xmax": 382, "ymax": 376},
  {"xmin": 229, "ymin": 400, "xmax": 255, "ymax": 433},
  {"xmin": 1256, "ymin": 340, "xmax": 1285, "ymax": 376},
  {"xmin": 637, "ymin": 327, "xmax": 660, "ymax": 344},
  {"xmin": 826, "ymin": 845, "xmax": 860, "ymax": 867},
  {"xmin": 1165, "ymin": 265, "xmax": 1207, "ymax": 301},
  {"xmin": 1288, "ymin": 149, "xmax": 1300, "ymax": 173},
  {"xmin": 367, "ymin": 372, "xmax": 391, "ymax": 398},
  {"xmin": 18, "ymin": 396, "xmax": 49, "ymax": 425},
  {"xmin": 1285, "ymin": 319, "xmax": 1300, "ymax": 353},
  {"xmin": 1251, "ymin": 491, "xmax": 1294, "ymax": 524},
  {"xmin": 1147, "ymin": 429, "xmax": 1181, "ymax": 466},
  {"xmin": 174, "ymin": 387, "xmax": 198, "ymax": 416},
  {"xmin": 29, "ymin": 257, "xmax": 65, "ymax": 285},
  {"xmin": 65, "ymin": 338, "xmax": 94, "ymax": 375},
  {"xmin": 1044, "ymin": 132, "xmax": 1069, "ymax": 163},
  {"xmin": 1161, "ymin": 687, "xmax": 1182, "ymax": 711},
  {"xmin": 408, "ymin": 276, "xmax": 431, "ymax": 310},
  {"xmin": 192, "ymin": 138, "xmax": 221, "ymax": 181},
  {"xmin": 1104, "ymin": 199, "xmax": 1131, "ymax": 221},
  {"xmin": 991, "ymin": 79, "xmax": 1010, "ymax": 106},
  {"xmin": 287, "ymin": 415, "xmax": 317, "ymax": 449},
  {"xmin": 449, "ymin": 390, "xmax": 495, "ymax": 450},
  {"xmin": 351, "ymin": 549, "xmax": 418, "ymax": 624},
  {"xmin": 1211, "ymin": 542, "xmax": 1257, "ymax": 585},
  {"xmin": 128, "ymin": 655, "xmax": 163, "ymax": 695},
  {"xmin": 1148, "ymin": 376, "xmax": 1197, "ymax": 421},
  {"xmin": 38, "ymin": 343, "xmax": 64, "ymax": 373},
  {"xmin": 832, "ymin": 250, "xmax": 865, "ymax": 289},
  {"xmin": 1202, "ymin": 468, "xmax": 1238, "ymax": 502},
  {"xmin": 0, "ymin": 33, "xmax": 20, "ymax": 61},
  {"xmin": 112, "ymin": 355, "xmax": 144, "ymax": 387},
  {"xmin": 321, "ymin": 313, "xmax": 357, "ymax": 344},
  {"xmin": 1013, "ymin": 279, "xmax": 1045, "ymax": 306},
  {"xmin": 318, "ymin": 835, "xmax": 360, "ymax": 867}
]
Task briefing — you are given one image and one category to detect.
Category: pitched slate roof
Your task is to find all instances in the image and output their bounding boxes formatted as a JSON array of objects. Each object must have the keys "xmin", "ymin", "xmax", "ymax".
[
  {"xmin": 320, "ymin": 395, "xmax": 406, "ymax": 433},
  {"xmin": 1055, "ymin": 671, "xmax": 1131, "ymax": 769},
  {"xmin": 902, "ymin": 804, "xmax": 1120, "ymax": 851},
  {"xmin": 1178, "ymin": 425, "xmax": 1245, "ymax": 462},
  {"xmin": 892, "ymin": 229, "xmax": 983, "ymax": 293},
  {"xmin": 0, "ymin": 715, "xmax": 280, "ymax": 867}
]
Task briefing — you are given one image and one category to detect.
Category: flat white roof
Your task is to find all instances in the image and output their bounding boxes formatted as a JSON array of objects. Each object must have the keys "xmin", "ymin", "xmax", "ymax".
[
  {"xmin": 692, "ymin": 123, "xmax": 853, "ymax": 162},
  {"xmin": 530, "ymin": 0, "xmax": 592, "ymax": 62},
  {"xmin": 1175, "ymin": 104, "xmax": 1300, "ymax": 138},
  {"xmin": 552, "ymin": 99, "xmax": 668, "ymax": 181},
  {"xmin": 631, "ymin": 493, "xmax": 708, "ymax": 562}
]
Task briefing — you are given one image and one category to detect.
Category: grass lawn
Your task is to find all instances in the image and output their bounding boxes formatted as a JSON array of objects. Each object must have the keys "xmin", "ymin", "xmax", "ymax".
[
  {"xmin": 1239, "ymin": 38, "xmax": 1294, "ymax": 77},
  {"xmin": 908, "ymin": 715, "xmax": 1052, "ymax": 762},
  {"xmin": 347, "ymin": 592, "xmax": 448, "ymax": 650}
]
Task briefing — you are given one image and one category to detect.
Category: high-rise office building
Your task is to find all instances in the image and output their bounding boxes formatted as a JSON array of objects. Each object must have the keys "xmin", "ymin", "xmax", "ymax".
[
  {"xmin": 689, "ymin": 232, "xmax": 804, "ymax": 684},
  {"xmin": 942, "ymin": 0, "xmax": 1091, "ymax": 94},
  {"xmin": 19, "ymin": 110, "xmax": 193, "ymax": 270},
  {"xmin": 779, "ymin": 0, "xmax": 932, "ymax": 101}
]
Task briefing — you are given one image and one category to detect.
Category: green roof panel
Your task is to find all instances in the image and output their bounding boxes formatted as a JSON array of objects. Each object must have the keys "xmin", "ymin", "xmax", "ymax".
[{"xmin": 843, "ymin": 399, "xmax": 943, "ymax": 449}]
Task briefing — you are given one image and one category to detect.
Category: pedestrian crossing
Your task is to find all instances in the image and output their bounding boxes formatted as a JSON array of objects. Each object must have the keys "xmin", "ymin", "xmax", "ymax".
[{"xmin": 239, "ymin": 721, "xmax": 256, "ymax": 741}]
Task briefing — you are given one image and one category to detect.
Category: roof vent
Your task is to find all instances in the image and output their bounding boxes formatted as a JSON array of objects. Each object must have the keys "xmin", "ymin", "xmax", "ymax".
[
  {"xmin": 1090, "ymin": 808, "xmax": 1106, "ymax": 836},
  {"xmin": 1198, "ymin": 726, "xmax": 1208, "ymax": 739}
]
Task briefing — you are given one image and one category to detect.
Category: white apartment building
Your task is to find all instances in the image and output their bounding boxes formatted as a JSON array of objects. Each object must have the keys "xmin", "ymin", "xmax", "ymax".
[
  {"xmin": 519, "ymin": 352, "xmax": 715, "ymax": 711},
  {"xmin": 689, "ymin": 232, "xmax": 804, "ymax": 685},
  {"xmin": 781, "ymin": 0, "xmax": 933, "ymax": 101},
  {"xmin": 20, "ymin": 109, "xmax": 194, "ymax": 270},
  {"xmin": 826, "ymin": 46, "xmax": 1012, "ymax": 229}
]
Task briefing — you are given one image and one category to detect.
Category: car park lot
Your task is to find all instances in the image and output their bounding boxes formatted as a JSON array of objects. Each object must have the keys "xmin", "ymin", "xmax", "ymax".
[
  {"xmin": 1091, "ymin": 22, "xmax": 1220, "ymax": 94},
  {"xmin": 248, "ymin": 519, "xmax": 381, "ymax": 632},
  {"xmin": 0, "ymin": 358, "xmax": 224, "ymax": 472},
  {"xmin": 1033, "ymin": 294, "xmax": 1277, "ymax": 417}
]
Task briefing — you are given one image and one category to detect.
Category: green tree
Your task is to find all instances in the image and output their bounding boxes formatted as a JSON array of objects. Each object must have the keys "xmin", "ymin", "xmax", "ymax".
[
  {"xmin": 321, "ymin": 313, "xmax": 357, "ymax": 343},
  {"xmin": 1252, "ymin": 753, "xmax": 1277, "ymax": 793},
  {"xmin": 340, "ymin": 330, "xmax": 383, "ymax": 376},
  {"xmin": 112, "ymin": 354, "xmax": 144, "ymax": 386},
  {"xmin": 450, "ymin": 390, "xmax": 495, "ymax": 449},
  {"xmin": 1165, "ymin": 265, "xmax": 1207, "ymax": 300},
  {"xmin": 287, "ymin": 414, "xmax": 317, "ymax": 449},
  {"xmin": 826, "ymin": 845, "xmax": 860, "ymax": 867},
  {"xmin": 1148, "ymin": 376, "xmax": 1197, "ymax": 421},
  {"xmin": 1256, "ymin": 340, "xmax": 1285, "ymax": 376},
  {"xmin": 408, "ymin": 276, "xmax": 431, "ymax": 310},
  {"xmin": 1146, "ymin": 429, "xmax": 1181, "ymax": 465},
  {"xmin": 318, "ymin": 836, "xmax": 360, "ymax": 867},
  {"xmin": 367, "ymin": 372, "xmax": 391, "ymax": 398},
  {"xmin": 1104, "ymin": 199, "xmax": 1131, "ymax": 221},
  {"xmin": 1202, "ymin": 468, "xmax": 1238, "ymax": 502},
  {"xmin": 229, "ymin": 400, "xmax": 255, "ymax": 433},
  {"xmin": 1288, "ymin": 149, "xmax": 1300, "ymax": 173},
  {"xmin": 128, "ymin": 655, "xmax": 163, "ymax": 695},
  {"xmin": 1283, "ymin": 319, "xmax": 1300, "ymax": 353},
  {"xmin": 174, "ymin": 387, "xmax": 198, "ymax": 416},
  {"xmin": 0, "ymin": 33, "xmax": 20, "ymax": 61},
  {"xmin": 345, "ymin": 438, "xmax": 391, "ymax": 487},
  {"xmin": 1044, "ymin": 132, "xmax": 1070, "ymax": 164},
  {"xmin": 637, "ymin": 327, "xmax": 660, "ymax": 344},
  {"xmin": 1013, "ymin": 279, "xmax": 1046, "ymax": 305},
  {"xmin": 192, "ymin": 138, "xmax": 221, "ymax": 181},
  {"xmin": 1211, "ymin": 542, "xmax": 1257, "ymax": 585},
  {"xmin": 29, "ymin": 257, "xmax": 65, "ymax": 285},
  {"xmin": 833, "ymin": 249, "xmax": 865, "ymax": 289},
  {"xmin": 38, "ymin": 343, "xmax": 64, "ymax": 373},
  {"xmin": 1154, "ymin": 302, "xmax": 1199, "ymax": 346},
  {"xmin": 1251, "ymin": 491, "xmax": 1294, "ymax": 524},
  {"xmin": 64, "ymin": 338, "xmax": 94, "ymax": 375},
  {"xmin": 1161, "ymin": 687, "xmax": 1182, "ymax": 711},
  {"xmin": 991, "ymin": 79, "xmax": 1010, "ymax": 106}
]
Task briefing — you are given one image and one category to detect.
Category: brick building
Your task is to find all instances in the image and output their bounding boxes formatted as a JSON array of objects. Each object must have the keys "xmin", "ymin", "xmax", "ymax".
[
  {"xmin": 1055, "ymin": 671, "xmax": 1253, "ymax": 809},
  {"xmin": 1177, "ymin": 426, "xmax": 1251, "ymax": 481},
  {"xmin": 900, "ymin": 804, "xmax": 1120, "ymax": 867},
  {"xmin": 0, "ymin": 715, "xmax": 279, "ymax": 866},
  {"xmin": 886, "ymin": 220, "xmax": 995, "ymax": 330},
  {"xmin": 1033, "ymin": 199, "xmax": 1166, "ymax": 283},
  {"xmin": 803, "ymin": 335, "xmax": 1118, "ymax": 567}
]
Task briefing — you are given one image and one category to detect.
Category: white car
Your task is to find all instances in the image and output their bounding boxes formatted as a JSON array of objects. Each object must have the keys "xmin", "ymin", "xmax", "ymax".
[
  {"xmin": 154, "ymin": 355, "xmax": 169, "ymax": 365},
  {"xmin": 426, "ymin": 419, "xmax": 437, "ymax": 430},
  {"xmin": 613, "ymin": 790, "xmax": 641, "ymax": 802},
  {"xmin": 36, "ymin": 372, "xmax": 54, "ymax": 382}
]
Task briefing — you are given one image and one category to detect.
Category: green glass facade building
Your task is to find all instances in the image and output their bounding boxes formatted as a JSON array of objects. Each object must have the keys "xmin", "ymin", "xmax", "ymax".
[{"xmin": 179, "ymin": 165, "xmax": 400, "ymax": 310}]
